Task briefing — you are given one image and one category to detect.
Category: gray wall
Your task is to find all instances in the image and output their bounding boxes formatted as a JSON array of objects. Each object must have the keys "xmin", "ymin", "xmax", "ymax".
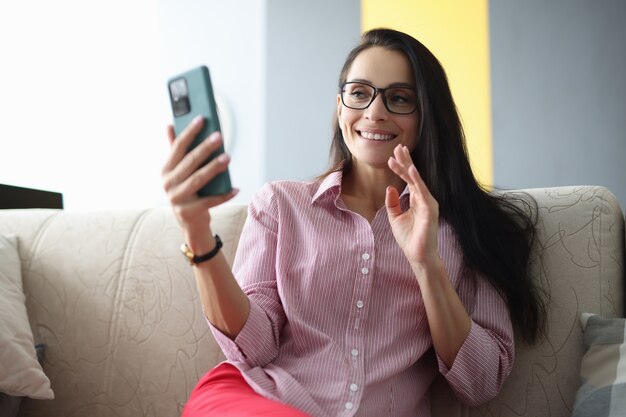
[
  {"xmin": 265, "ymin": 0, "xmax": 361, "ymax": 182},
  {"xmin": 490, "ymin": 0, "xmax": 626, "ymax": 209},
  {"xmin": 157, "ymin": 0, "xmax": 266, "ymax": 205}
]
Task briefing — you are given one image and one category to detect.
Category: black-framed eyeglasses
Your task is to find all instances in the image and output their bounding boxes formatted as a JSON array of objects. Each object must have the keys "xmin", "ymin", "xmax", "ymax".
[{"xmin": 340, "ymin": 81, "xmax": 418, "ymax": 115}]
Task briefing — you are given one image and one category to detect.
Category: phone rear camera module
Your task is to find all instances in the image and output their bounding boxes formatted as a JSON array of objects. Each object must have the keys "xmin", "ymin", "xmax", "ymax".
[{"xmin": 169, "ymin": 77, "xmax": 191, "ymax": 117}]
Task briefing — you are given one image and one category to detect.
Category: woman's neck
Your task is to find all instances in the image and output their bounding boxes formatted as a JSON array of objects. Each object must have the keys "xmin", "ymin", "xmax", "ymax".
[{"xmin": 341, "ymin": 161, "xmax": 405, "ymax": 221}]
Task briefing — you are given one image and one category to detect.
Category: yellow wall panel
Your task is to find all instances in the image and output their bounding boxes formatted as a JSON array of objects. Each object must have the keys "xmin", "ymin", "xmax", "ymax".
[{"xmin": 362, "ymin": 0, "xmax": 493, "ymax": 186}]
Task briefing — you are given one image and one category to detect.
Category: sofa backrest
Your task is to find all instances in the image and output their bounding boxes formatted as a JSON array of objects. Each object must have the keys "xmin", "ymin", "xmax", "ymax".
[{"xmin": 0, "ymin": 204, "xmax": 248, "ymax": 417}]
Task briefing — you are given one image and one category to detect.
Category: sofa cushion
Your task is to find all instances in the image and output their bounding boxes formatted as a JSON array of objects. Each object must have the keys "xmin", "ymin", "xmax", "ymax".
[
  {"xmin": 571, "ymin": 313, "xmax": 626, "ymax": 417},
  {"xmin": 0, "ymin": 235, "xmax": 53, "ymax": 400}
]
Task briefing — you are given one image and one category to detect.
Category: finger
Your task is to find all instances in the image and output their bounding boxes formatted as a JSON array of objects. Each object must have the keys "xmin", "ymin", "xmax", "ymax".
[
  {"xmin": 401, "ymin": 145, "xmax": 413, "ymax": 165},
  {"xmin": 385, "ymin": 185, "xmax": 402, "ymax": 219},
  {"xmin": 167, "ymin": 125, "xmax": 176, "ymax": 146},
  {"xmin": 388, "ymin": 156, "xmax": 413, "ymax": 185},
  {"xmin": 200, "ymin": 187, "xmax": 240, "ymax": 209},
  {"xmin": 390, "ymin": 158, "xmax": 429, "ymax": 213},
  {"xmin": 393, "ymin": 144, "xmax": 412, "ymax": 168},
  {"xmin": 393, "ymin": 144, "xmax": 407, "ymax": 167},
  {"xmin": 162, "ymin": 116, "xmax": 205, "ymax": 174},
  {"xmin": 391, "ymin": 146, "xmax": 415, "ymax": 186},
  {"xmin": 163, "ymin": 132, "xmax": 224, "ymax": 191},
  {"xmin": 389, "ymin": 151, "xmax": 420, "ymax": 196},
  {"xmin": 408, "ymin": 165, "xmax": 431, "ymax": 200},
  {"xmin": 168, "ymin": 152, "xmax": 231, "ymax": 204},
  {"xmin": 408, "ymin": 165, "xmax": 438, "ymax": 216},
  {"xmin": 396, "ymin": 146, "xmax": 425, "ymax": 191}
]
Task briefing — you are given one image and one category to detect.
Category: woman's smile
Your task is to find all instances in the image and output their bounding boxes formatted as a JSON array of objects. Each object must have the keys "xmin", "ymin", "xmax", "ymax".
[{"xmin": 357, "ymin": 128, "xmax": 397, "ymax": 141}]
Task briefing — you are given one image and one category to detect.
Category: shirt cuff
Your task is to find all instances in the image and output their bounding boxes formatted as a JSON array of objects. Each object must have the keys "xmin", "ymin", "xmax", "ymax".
[
  {"xmin": 436, "ymin": 321, "xmax": 512, "ymax": 406},
  {"xmin": 208, "ymin": 300, "xmax": 277, "ymax": 366}
]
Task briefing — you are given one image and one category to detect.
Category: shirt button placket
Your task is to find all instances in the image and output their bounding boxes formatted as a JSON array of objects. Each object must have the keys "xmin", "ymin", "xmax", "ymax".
[{"xmin": 346, "ymin": 248, "xmax": 370, "ymax": 414}]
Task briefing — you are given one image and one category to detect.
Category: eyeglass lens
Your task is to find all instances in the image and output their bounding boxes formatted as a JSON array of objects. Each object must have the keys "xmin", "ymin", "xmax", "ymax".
[{"xmin": 341, "ymin": 82, "xmax": 417, "ymax": 114}]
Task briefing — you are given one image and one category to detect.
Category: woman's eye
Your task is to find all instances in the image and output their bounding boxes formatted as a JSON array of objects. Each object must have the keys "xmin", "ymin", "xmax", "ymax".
[
  {"xmin": 349, "ymin": 91, "xmax": 372, "ymax": 101},
  {"xmin": 390, "ymin": 95, "xmax": 408, "ymax": 103},
  {"xmin": 389, "ymin": 92, "xmax": 413, "ymax": 103},
  {"xmin": 388, "ymin": 90, "xmax": 416, "ymax": 106}
]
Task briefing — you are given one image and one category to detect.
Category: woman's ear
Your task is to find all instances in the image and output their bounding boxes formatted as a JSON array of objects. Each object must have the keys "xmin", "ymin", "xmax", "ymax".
[{"xmin": 336, "ymin": 94, "xmax": 343, "ymax": 130}]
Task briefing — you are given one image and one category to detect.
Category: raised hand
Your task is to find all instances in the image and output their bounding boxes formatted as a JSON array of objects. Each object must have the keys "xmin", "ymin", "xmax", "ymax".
[
  {"xmin": 385, "ymin": 144, "xmax": 440, "ymax": 270},
  {"xmin": 161, "ymin": 116, "xmax": 238, "ymax": 237}
]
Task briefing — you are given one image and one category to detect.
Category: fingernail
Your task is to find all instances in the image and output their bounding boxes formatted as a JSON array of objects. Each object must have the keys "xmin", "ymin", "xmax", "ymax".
[
  {"xmin": 209, "ymin": 133, "xmax": 221, "ymax": 143},
  {"xmin": 218, "ymin": 153, "xmax": 229, "ymax": 163},
  {"xmin": 194, "ymin": 115, "xmax": 203, "ymax": 125}
]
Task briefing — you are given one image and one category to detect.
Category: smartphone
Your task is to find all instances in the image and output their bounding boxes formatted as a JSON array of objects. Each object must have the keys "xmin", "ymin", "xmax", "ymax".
[{"xmin": 167, "ymin": 65, "xmax": 232, "ymax": 196}]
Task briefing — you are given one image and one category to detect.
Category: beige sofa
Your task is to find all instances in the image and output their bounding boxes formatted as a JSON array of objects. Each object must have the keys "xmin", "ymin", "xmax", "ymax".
[{"xmin": 1, "ymin": 185, "xmax": 624, "ymax": 417}]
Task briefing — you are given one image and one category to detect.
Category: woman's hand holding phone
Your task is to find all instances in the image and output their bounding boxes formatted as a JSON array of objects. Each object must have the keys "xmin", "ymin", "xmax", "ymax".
[
  {"xmin": 162, "ymin": 116, "xmax": 238, "ymax": 251},
  {"xmin": 162, "ymin": 117, "xmax": 249, "ymax": 340}
]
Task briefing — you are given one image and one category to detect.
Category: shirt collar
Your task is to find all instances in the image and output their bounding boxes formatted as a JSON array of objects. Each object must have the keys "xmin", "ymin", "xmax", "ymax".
[
  {"xmin": 312, "ymin": 170, "xmax": 410, "ymax": 205},
  {"xmin": 312, "ymin": 171, "xmax": 343, "ymax": 204}
]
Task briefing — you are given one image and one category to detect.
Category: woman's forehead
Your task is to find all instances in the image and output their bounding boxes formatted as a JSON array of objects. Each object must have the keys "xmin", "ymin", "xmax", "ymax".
[{"xmin": 346, "ymin": 47, "xmax": 414, "ymax": 86}]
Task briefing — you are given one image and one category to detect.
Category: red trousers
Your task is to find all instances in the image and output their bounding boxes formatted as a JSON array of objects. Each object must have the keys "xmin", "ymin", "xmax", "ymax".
[{"xmin": 181, "ymin": 363, "xmax": 312, "ymax": 417}]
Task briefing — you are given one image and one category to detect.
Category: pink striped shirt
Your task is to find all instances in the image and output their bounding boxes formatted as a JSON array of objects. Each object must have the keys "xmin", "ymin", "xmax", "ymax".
[{"xmin": 210, "ymin": 171, "xmax": 514, "ymax": 417}]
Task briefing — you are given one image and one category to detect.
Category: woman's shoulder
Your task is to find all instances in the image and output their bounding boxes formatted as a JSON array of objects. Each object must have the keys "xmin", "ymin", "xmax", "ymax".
[{"xmin": 253, "ymin": 179, "xmax": 323, "ymax": 206}]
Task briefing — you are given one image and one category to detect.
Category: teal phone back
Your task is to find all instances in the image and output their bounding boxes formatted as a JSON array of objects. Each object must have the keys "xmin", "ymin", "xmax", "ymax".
[{"xmin": 168, "ymin": 66, "xmax": 232, "ymax": 196}]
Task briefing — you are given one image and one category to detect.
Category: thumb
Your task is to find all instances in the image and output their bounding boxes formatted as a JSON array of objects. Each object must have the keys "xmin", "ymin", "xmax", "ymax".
[{"xmin": 385, "ymin": 186, "xmax": 402, "ymax": 219}]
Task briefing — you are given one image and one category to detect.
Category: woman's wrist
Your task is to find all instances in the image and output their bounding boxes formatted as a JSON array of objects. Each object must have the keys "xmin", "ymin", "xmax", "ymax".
[
  {"xmin": 410, "ymin": 256, "xmax": 446, "ymax": 285},
  {"xmin": 183, "ymin": 227, "xmax": 216, "ymax": 254}
]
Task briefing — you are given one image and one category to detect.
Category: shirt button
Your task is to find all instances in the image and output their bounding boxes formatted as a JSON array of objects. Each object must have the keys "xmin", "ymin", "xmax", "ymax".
[
  {"xmin": 362, "ymin": 252, "xmax": 370, "ymax": 260},
  {"xmin": 345, "ymin": 402, "xmax": 354, "ymax": 410},
  {"xmin": 361, "ymin": 267, "xmax": 369, "ymax": 275},
  {"xmin": 350, "ymin": 383, "xmax": 359, "ymax": 392},
  {"xmin": 356, "ymin": 300, "xmax": 364, "ymax": 309},
  {"xmin": 351, "ymin": 348, "xmax": 359, "ymax": 357}
]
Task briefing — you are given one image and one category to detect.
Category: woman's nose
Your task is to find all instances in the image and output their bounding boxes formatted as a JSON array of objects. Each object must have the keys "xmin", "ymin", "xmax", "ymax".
[{"xmin": 364, "ymin": 93, "xmax": 388, "ymax": 121}]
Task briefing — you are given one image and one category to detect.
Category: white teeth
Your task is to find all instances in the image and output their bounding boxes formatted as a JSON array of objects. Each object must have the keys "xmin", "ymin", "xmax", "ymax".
[{"xmin": 360, "ymin": 130, "xmax": 394, "ymax": 141}]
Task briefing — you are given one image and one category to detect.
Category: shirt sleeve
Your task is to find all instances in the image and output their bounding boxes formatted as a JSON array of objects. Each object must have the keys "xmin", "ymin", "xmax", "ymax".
[
  {"xmin": 436, "ymin": 272, "xmax": 515, "ymax": 406},
  {"xmin": 208, "ymin": 183, "xmax": 286, "ymax": 368}
]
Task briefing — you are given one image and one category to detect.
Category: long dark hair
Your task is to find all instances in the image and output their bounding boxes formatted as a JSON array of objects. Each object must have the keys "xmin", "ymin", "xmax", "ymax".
[{"xmin": 323, "ymin": 28, "xmax": 546, "ymax": 344}]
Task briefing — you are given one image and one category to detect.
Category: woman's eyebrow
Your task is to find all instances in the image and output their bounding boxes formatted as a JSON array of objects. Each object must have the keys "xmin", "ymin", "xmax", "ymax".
[
  {"xmin": 388, "ymin": 82, "xmax": 416, "ymax": 89},
  {"xmin": 347, "ymin": 78, "xmax": 415, "ymax": 89}
]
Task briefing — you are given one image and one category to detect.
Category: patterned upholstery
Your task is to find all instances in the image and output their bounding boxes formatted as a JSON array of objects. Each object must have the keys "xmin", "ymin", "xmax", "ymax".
[
  {"xmin": 0, "ymin": 186, "xmax": 623, "ymax": 417},
  {"xmin": 433, "ymin": 186, "xmax": 625, "ymax": 417}
]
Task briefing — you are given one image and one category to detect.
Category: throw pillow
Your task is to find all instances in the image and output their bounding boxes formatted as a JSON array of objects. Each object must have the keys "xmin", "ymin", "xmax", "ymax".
[
  {"xmin": 572, "ymin": 313, "xmax": 626, "ymax": 417},
  {"xmin": 0, "ymin": 235, "xmax": 53, "ymax": 399}
]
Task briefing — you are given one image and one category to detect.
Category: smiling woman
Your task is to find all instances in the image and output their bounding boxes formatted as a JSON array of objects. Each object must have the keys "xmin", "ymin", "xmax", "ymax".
[
  {"xmin": 337, "ymin": 46, "xmax": 420, "ymax": 178},
  {"xmin": 169, "ymin": 28, "xmax": 545, "ymax": 417}
]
